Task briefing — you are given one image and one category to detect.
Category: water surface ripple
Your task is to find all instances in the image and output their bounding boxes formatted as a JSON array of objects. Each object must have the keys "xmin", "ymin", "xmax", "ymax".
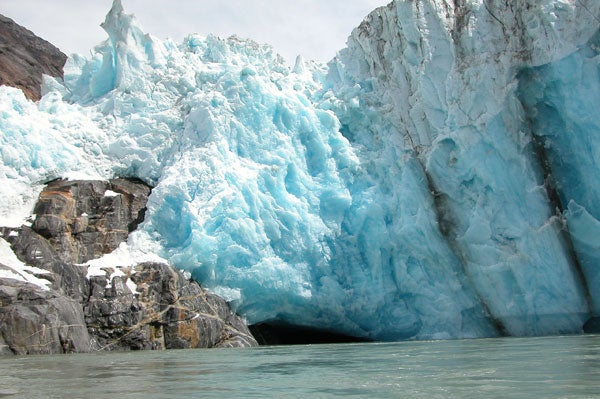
[{"xmin": 0, "ymin": 334, "xmax": 598, "ymax": 398}]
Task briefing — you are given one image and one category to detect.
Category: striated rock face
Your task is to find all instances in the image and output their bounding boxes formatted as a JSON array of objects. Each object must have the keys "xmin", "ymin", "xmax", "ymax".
[
  {"xmin": 0, "ymin": 179, "xmax": 257, "ymax": 355},
  {"xmin": 87, "ymin": 262, "xmax": 257, "ymax": 350},
  {"xmin": 0, "ymin": 14, "xmax": 66, "ymax": 101}
]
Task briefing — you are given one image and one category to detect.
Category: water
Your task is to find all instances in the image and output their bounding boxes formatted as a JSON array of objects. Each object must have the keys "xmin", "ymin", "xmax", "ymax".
[{"xmin": 0, "ymin": 335, "xmax": 598, "ymax": 398}]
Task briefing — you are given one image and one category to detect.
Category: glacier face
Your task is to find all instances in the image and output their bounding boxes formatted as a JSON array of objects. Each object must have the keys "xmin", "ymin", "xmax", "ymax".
[
  {"xmin": 322, "ymin": 0, "xmax": 600, "ymax": 337},
  {"xmin": 0, "ymin": 0, "xmax": 599, "ymax": 341},
  {"xmin": 518, "ymin": 29, "xmax": 600, "ymax": 315}
]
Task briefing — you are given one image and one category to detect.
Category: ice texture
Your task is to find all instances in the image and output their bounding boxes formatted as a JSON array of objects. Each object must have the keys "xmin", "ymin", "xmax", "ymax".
[
  {"xmin": 518, "ymin": 29, "xmax": 600, "ymax": 315},
  {"xmin": 0, "ymin": 0, "xmax": 599, "ymax": 340},
  {"xmin": 322, "ymin": 0, "xmax": 599, "ymax": 336}
]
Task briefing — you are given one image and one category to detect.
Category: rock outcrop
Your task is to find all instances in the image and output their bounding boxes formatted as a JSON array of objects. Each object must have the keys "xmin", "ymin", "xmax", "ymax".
[
  {"xmin": 32, "ymin": 178, "xmax": 151, "ymax": 265},
  {"xmin": 87, "ymin": 262, "xmax": 256, "ymax": 350},
  {"xmin": 0, "ymin": 179, "xmax": 257, "ymax": 355},
  {"xmin": 0, "ymin": 14, "xmax": 66, "ymax": 101},
  {"xmin": 0, "ymin": 277, "xmax": 92, "ymax": 355}
]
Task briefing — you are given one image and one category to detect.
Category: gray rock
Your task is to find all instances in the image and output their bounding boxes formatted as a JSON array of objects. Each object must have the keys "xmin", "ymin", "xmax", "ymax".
[
  {"xmin": 86, "ymin": 262, "xmax": 257, "ymax": 351},
  {"xmin": 0, "ymin": 276, "xmax": 94, "ymax": 355},
  {"xmin": 4, "ymin": 226, "xmax": 89, "ymax": 303}
]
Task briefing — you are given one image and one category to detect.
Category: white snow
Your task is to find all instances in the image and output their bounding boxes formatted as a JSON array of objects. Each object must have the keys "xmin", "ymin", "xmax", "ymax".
[
  {"xmin": 0, "ymin": 238, "xmax": 51, "ymax": 290},
  {"xmin": 84, "ymin": 233, "xmax": 169, "ymax": 292},
  {"xmin": 103, "ymin": 190, "xmax": 120, "ymax": 197}
]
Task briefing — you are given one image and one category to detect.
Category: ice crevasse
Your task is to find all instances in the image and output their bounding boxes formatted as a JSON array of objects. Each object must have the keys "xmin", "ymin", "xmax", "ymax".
[{"xmin": 0, "ymin": 0, "xmax": 599, "ymax": 341}]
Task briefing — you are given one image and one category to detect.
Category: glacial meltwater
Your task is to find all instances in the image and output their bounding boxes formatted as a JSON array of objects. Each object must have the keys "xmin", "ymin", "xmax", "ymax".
[{"xmin": 0, "ymin": 335, "xmax": 598, "ymax": 398}]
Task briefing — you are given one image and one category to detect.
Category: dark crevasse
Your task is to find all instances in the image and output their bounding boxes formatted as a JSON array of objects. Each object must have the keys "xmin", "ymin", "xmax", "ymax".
[{"xmin": 249, "ymin": 322, "xmax": 372, "ymax": 345}]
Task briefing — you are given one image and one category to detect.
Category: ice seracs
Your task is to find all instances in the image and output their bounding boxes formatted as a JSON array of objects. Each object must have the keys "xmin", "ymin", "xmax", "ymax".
[{"xmin": 0, "ymin": 0, "xmax": 599, "ymax": 341}]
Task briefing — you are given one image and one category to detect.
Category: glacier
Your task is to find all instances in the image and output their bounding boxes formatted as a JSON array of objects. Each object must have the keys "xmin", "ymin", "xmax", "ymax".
[{"xmin": 0, "ymin": 0, "xmax": 599, "ymax": 341}]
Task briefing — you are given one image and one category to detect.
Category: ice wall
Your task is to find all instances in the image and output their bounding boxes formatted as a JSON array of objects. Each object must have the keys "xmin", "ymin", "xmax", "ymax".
[
  {"xmin": 519, "ymin": 29, "xmax": 600, "ymax": 314},
  {"xmin": 323, "ymin": 0, "xmax": 599, "ymax": 335},
  {"xmin": 0, "ymin": 0, "xmax": 599, "ymax": 341}
]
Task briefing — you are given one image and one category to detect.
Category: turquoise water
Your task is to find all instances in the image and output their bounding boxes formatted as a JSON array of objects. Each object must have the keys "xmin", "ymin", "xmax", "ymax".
[{"xmin": 0, "ymin": 335, "xmax": 598, "ymax": 398}]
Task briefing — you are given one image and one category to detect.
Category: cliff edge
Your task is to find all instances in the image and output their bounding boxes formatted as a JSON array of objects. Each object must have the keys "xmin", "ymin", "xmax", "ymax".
[{"xmin": 0, "ymin": 14, "xmax": 66, "ymax": 100}]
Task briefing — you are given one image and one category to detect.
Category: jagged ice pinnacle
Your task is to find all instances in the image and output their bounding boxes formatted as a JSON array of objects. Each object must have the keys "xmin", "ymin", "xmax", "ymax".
[{"xmin": 0, "ymin": 0, "xmax": 599, "ymax": 340}]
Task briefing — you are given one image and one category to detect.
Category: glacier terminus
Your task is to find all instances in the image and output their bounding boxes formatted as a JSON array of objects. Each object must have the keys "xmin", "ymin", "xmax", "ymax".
[{"xmin": 1, "ymin": 0, "xmax": 599, "ymax": 341}]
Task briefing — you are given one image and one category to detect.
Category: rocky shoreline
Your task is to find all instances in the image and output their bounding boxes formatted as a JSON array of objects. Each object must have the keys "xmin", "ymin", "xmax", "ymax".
[{"xmin": 0, "ymin": 179, "xmax": 257, "ymax": 355}]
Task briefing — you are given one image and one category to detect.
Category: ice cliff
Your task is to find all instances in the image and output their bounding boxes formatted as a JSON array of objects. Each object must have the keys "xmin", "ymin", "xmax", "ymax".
[{"xmin": 1, "ymin": 0, "xmax": 599, "ymax": 341}]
